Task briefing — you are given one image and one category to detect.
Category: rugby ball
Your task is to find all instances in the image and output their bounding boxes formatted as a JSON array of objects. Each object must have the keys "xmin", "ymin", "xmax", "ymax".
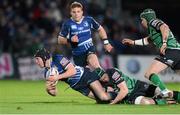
[{"xmin": 45, "ymin": 67, "xmax": 59, "ymax": 80}]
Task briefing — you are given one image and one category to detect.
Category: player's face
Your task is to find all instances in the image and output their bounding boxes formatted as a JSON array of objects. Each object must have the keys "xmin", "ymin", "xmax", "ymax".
[
  {"xmin": 70, "ymin": 7, "xmax": 83, "ymax": 22},
  {"xmin": 35, "ymin": 57, "xmax": 44, "ymax": 68},
  {"xmin": 141, "ymin": 18, "xmax": 148, "ymax": 28}
]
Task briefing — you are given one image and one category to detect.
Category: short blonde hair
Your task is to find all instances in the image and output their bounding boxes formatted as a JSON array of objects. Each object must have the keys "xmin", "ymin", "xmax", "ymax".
[{"xmin": 70, "ymin": 1, "xmax": 83, "ymax": 10}]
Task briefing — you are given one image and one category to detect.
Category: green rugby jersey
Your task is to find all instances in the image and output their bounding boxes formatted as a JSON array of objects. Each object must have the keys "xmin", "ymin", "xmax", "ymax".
[
  {"xmin": 148, "ymin": 19, "xmax": 180, "ymax": 49},
  {"xmin": 108, "ymin": 68, "xmax": 137, "ymax": 96}
]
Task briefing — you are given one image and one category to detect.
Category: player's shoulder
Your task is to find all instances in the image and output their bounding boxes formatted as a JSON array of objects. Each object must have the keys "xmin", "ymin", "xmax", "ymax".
[
  {"xmin": 52, "ymin": 54, "xmax": 65, "ymax": 60},
  {"xmin": 149, "ymin": 18, "xmax": 164, "ymax": 25},
  {"xmin": 84, "ymin": 16, "xmax": 95, "ymax": 21},
  {"xmin": 62, "ymin": 19, "xmax": 73, "ymax": 25}
]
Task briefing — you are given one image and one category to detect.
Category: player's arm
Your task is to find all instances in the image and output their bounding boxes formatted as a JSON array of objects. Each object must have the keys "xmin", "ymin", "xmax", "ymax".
[
  {"xmin": 159, "ymin": 24, "xmax": 169, "ymax": 55},
  {"xmin": 58, "ymin": 35, "xmax": 68, "ymax": 45},
  {"xmin": 150, "ymin": 19, "xmax": 169, "ymax": 43},
  {"xmin": 98, "ymin": 26, "xmax": 113, "ymax": 52},
  {"xmin": 110, "ymin": 81, "xmax": 128, "ymax": 104},
  {"xmin": 57, "ymin": 63, "xmax": 76, "ymax": 79},
  {"xmin": 150, "ymin": 19, "xmax": 169, "ymax": 54},
  {"xmin": 122, "ymin": 36, "xmax": 150, "ymax": 46},
  {"xmin": 90, "ymin": 16, "xmax": 113, "ymax": 52},
  {"xmin": 160, "ymin": 23, "xmax": 169, "ymax": 43},
  {"xmin": 58, "ymin": 21, "xmax": 70, "ymax": 45},
  {"xmin": 48, "ymin": 57, "xmax": 76, "ymax": 81}
]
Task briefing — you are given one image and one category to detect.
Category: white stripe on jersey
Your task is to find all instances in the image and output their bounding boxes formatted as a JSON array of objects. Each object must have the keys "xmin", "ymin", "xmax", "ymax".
[{"xmin": 78, "ymin": 39, "xmax": 93, "ymax": 46}]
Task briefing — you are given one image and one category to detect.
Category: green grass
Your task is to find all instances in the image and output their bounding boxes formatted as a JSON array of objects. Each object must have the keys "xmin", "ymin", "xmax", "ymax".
[{"xmin": 0, "ymin": 80, "xmax": 180, "ymax": 114}]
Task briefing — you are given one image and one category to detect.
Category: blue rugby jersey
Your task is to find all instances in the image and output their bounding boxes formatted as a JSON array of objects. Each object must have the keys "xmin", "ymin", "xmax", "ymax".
[
  {"xmin": 59, "ymin": 16, "xmax": 100, "ymax": 55},
  {"xmin": 44, "ymin": 54, "xmax": 84, "ymax": 87}
]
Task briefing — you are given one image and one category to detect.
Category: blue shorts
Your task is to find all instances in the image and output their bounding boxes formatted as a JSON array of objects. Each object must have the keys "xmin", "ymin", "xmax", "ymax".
[
  {"xmin": 73, "ymin": 46, "xmax": 96, "ymax": 67},
  {"xmin": 72, "ymin": 68, "xmax": 99, "ymax": 96}
]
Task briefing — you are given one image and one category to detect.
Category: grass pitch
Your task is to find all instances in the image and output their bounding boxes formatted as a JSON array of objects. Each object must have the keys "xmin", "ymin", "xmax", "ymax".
[{"xmin": 0, "ymin": 80, "xmax": 180, "ymax": 114}]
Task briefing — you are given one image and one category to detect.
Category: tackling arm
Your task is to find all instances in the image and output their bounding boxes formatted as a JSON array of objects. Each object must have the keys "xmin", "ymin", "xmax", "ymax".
[{"xmin": 110, "ymin": 81, "xmax": 128, "ymax": 104}]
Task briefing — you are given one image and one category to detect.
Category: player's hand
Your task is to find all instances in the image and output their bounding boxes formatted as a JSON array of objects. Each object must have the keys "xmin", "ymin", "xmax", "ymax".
[
  {"xmin": 110, "ymin": 100, "xmax": 116, "ymax": 105},
  {"xmin": 48, "ymin": 75, "xmax": 59, "ymax": 82},
  {"xmin": 71, "ymin": 35, "xmax": 79, "ymax": 43},
  {"xmin": 104, "ymin": 44, "xmax": 113, "ymax": 53},
  {"xmin": 46, "ymin": 80, "xmax": 58, "ymax": 96},
  {"xmin": 122, "ymin": 38, "xmax": 134, "ymax": 46},
  {"xmin": 160, "ymin": 43, "xmax": 167, "ymax": 55}
]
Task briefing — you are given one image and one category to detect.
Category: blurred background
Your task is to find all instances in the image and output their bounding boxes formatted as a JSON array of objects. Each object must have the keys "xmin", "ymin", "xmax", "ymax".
[{"xmin": 0, "ymin": 0, "xmax": 180, "ymax": 82}]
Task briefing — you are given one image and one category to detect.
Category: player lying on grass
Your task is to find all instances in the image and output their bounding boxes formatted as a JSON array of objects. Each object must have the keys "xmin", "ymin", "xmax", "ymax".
[
  {"xmin": 95, "ymin": 68, "xmax": 180, "ymax": 105},
  {"xmin": 34, "ymin": 48, "xmax": 116, "ymax": 103},
  {"xmin": 122, "ymin": 8, "xmax": 180, "ymax": 98}
]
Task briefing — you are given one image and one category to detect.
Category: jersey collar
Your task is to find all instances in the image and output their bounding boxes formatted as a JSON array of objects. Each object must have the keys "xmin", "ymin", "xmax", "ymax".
[{"xmin": 71, "ymin": 16, "xmax": 84, "ymax": 24}]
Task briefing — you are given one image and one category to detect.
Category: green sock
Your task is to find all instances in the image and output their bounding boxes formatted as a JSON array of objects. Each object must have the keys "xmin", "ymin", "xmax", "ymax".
[
  {"xmin": 149, "ymin": 74, "xmax": 166, "ymax": 91},
  {"xmin": 173, "ymin": 91, "xmax": 180, "ymax": 103},
  {"xmin": 155, "ymin": 99, "xmax": 167, "ymax": 105}
]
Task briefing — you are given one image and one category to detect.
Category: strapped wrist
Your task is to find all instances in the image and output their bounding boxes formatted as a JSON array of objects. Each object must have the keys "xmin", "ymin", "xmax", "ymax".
[
  {"xmin": 103, "ymin": 38, "xmax": 109, "ymax": 45},
  {"xmin": 163, "ymin": 39, "xmax": 167, "ymax": 43},
  {"xmin": 134, "ymin": 38, "xmax": 148, "ymax": 46}
]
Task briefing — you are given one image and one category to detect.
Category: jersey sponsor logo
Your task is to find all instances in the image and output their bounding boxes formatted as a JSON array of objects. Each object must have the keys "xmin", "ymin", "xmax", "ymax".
[
  {"xmin": 78, "ymin": 27, "xmax": 84, "ymax": 31},
  {"xmin": 112, "ymin": 71, "xmax": 121, "ymax": 81},
  {"xmin": 83, "ymin": 21, "xmax": 89, "ymax": 27},
  {"xmin": 60, "ymin": 57, "xmax": 70, "ymax": 67},
  {"xmin": 71, "ymin": 25, "xmax": 77, "ymax": 29},
  {"xmin": 71, "ymin": 29, "xmax": 90, "ymax": 35}
]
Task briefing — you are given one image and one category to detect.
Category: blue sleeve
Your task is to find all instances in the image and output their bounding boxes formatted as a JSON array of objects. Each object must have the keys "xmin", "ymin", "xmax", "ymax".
[
  {"xmin": 89, "ymin": 17, "xmax": 100, "ymax": 30},
  {"xmin": 59, "ymin": 21, "xmax": 69, "ymax": 38},
  {"xmin": 58, "ymin": 56, "xmax": 71, "ymax": 69}
]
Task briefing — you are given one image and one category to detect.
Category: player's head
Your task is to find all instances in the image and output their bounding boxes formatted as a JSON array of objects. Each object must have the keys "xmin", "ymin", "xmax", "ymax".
[
  {"xmin": 106, "ymin": 68, "xmax": 117, "ymax": 77},
  {"xmin": 70, "ymin": 1, "xmax": 83, "ymax": 22},
  {"xmin": 34, "ymin": 48, "xmax": 51, "ymax": 68},
  {"xmin": 140, "ymin": 8, "xmax": 156, "ymax": 22},
  {"xmin": 100, "ymin": 68, "xmax": 117, "ymax": 83}
]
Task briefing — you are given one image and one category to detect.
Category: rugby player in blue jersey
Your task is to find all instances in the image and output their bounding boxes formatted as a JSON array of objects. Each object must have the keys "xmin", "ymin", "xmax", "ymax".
[
  {"xmin": 34, "ymin": 48, "xmax": 115, "ymax": 103},
  {"xmin": 58, "ymin": 2, "xmax": 113, "ymax": 77}
]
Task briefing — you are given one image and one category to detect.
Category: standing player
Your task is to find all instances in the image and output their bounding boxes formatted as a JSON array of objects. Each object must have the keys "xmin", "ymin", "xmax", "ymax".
[
  {"xmin": 58, "ymin": 1, "xmax": 113, "ymax": 76},
  {"xmin": 34, "ymin": 48, "xmax": 115, "ymax": 103},
  {"xmin": 122, "ymin": 9, "xmax": 180, "ymax": 97},
  {"xmin": 98, "ymin": 68, "xmax": 180, "ymax": 105}
]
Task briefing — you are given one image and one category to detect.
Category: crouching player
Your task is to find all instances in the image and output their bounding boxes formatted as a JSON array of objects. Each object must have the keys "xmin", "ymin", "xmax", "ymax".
[
  {"xmin": 34, "ymin": 48, "xmax": 116, "ymax": 103},
  {"xmin": 96, "ymin": 68, "xmax": 180, "ymax": 105}
]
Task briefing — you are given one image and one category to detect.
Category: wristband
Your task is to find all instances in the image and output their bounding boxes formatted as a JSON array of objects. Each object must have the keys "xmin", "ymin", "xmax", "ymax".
[
  {"xmin": 134, "ymin": 38, "xmax": 148, "ymax": 46},
  {"xmin": 103, "ymin": 39, "xmax": 109, "ymax": 45}
]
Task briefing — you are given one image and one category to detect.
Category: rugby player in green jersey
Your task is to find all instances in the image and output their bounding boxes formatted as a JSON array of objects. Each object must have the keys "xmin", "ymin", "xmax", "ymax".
[
  {"xmin": 98, "ymin": 68, "xmax": 180, "ymax": 105},
  {"xmin": 122, "ymin": 9, "xmax": 180, "ymax": 97}
]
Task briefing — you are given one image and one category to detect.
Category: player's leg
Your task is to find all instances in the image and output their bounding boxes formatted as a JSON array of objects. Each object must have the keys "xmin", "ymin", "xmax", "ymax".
[
  {"xmin": 87, "ymin": 53, "xmax": 101, "ymax": 70},
  {"xmin": 172, "ymin": 91, "xmax": 180, "ymax": 103},
  {"xmin": 89, "ymin": 80, "xmax": 112, "ymax": 102},
  {"xmin": 73, "ymin": 54, "xmax": 87, "ymax": 67},
  {"xmin": 145, "ymin": 59, "xmax": 169, "ymax": 96},
  {"xmin": 135, "ymin": 96, "xmax": 155, "ymax": 105},
  {"xmin": 135, "ymin": 96, "xmax": 176, "ymax": 105},
  {"xmin": 87, "ymin": 53, "xmax": 107, "ymax": 79}
]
